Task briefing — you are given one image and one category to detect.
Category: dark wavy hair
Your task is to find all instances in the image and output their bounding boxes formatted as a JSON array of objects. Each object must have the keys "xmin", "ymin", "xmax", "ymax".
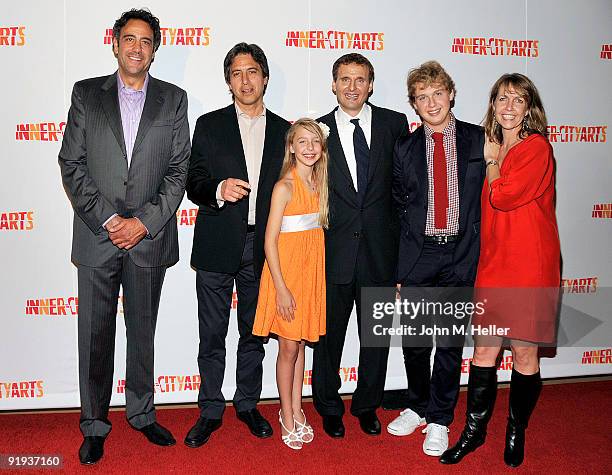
[
  {"xmin": 483, "ymin": 73, "xmax": 548, "ymax": 144},
  {"xmin": 112, "ymin": 8, "xmax": 161, "ymax": 52},
  {"xmin": 332, "ymin": 53, "xmax": 375, "ymax": 83},
  {"xmin": 223, "ymin": 42, "xmax": 269, "ymax": 97}
]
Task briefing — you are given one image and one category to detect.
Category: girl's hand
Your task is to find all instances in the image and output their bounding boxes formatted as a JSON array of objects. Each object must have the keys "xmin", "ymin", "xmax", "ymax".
[{"xmin": 276, "ymin": 286, "xmax": 297, "ymax": 322}]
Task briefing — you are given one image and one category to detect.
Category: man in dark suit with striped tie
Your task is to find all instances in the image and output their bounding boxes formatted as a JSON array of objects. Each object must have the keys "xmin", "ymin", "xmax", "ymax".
[{"xmin": 59, "ymin": 8, "xmax": 190, "ymax": 465}]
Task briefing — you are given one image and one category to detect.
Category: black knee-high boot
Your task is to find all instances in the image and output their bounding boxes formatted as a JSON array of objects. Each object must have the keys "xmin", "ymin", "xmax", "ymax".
[
  {"xmin": 504, "ymin": 369, "xmax": 542, "ymax": 467},
  {"xmin": 439, "ymin": 364, "xmax": 497, "ymax": 464}
]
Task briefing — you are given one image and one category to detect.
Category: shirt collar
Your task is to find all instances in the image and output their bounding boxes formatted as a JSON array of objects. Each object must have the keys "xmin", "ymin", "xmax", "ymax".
[
  {"xmin": 117, "ymin": 72, "xmax": 149, "ymax": 95},
  {"xmin": 235, "ymin": 102, "xmax": 266, "ymax": 119},
  {"xmin": 423, "ymin": 112, "xmax": 456, "ymax": 138},
  {"xmin": 336, "ymin": 103, "xmax": 371, "ymax": 127}
]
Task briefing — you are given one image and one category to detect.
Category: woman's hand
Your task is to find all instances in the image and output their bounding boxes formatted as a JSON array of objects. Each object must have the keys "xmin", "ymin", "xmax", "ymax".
[
  {"xmin": 276, "ymin": 285, "xmax": 297, "ymax": 321},
  {"xmin": 484, "ymin": 136, "xmax": 500, "ymax": 162}
]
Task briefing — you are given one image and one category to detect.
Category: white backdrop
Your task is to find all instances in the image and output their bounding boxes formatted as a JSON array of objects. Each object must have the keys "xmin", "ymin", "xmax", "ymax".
[{"xmin": 1, "ymin": 0, "xmax": 610, "ymax": 410}]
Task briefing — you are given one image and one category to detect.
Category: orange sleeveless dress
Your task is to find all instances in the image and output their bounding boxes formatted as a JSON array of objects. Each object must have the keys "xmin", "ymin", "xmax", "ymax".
[{"xmin": 253, "ymin": 169, "xmax": 326, "ymax": 342}]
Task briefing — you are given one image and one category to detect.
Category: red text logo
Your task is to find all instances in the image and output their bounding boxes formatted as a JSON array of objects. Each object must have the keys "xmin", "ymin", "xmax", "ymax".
[
  {"xmin": 582, "ymin": 348, "xmax": 612, "ymax": 364},
  {"xmin": 0, "ymin": 211, "xmax": 34, "ymax": 231},
  {"xmin": 592, "ymin": 203, "xmax": 612, "ymax": 219},
  {"xmin": 0, "ymin": 26, "xmax": 25, "ymax": 46},
  {"xmin": 0, "ymin": 381, "xmax": 44, "ymax": 399},
  {"xmin": 177, "ymin": 208, "xmax": 198, "ymax": 226},
  {"xmin": 104, "ymin": 27, "xmax": 211, "ymax": 46},
  {"xmin": 562, "ymin": 277, "xmax": 598, "ymax": 294},
  {"xmin": 286, "ymin": 30, "xmax": 384, "ymax": 50},
  {"xmin": 452, "ymin": 38, "xmax": 538, "ymax": 57},
  {"xmin": 547, "ymin": 125, "xmax": 606, "ymax": 143},
  {"xmin": 600, "ymin": 44, "xmax": 612, "ymax": 60},
  {"xmin": 16, "ymin": 122, "xmax": 66, "ymax": 141}
]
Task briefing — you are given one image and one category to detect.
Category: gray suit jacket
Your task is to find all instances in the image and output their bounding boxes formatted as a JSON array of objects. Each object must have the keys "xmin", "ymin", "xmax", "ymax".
[{"xmin": 59, "ymin": 73, "xmax": 190, "ymax": 268}]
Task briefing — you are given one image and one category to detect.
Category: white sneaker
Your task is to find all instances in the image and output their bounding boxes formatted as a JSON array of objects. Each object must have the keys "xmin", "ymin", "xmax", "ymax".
[
  {"xmin": 422, "ymin": 423, "xmax": 449, "ymax": 456},
  {"xmin": 387, "ymin": 408, "xmax": 426, "ymax": 436}
]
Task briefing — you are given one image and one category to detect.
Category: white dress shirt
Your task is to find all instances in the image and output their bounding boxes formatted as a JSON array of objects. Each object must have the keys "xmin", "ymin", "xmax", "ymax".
[{"xmin": 334, "ymin": 103, "xmax": 372, "ymax": 190}]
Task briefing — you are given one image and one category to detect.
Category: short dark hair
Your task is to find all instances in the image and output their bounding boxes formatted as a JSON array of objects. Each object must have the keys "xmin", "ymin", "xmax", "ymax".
[
  {"xmin": 332, "ymin": 53, "xmax": 375, "ymax": 83},
  {"xmin": 113, "ymin": 8, "xmax": 161, "ymax": 52},
  {"xmin": 223, "ymin": 42, "xmax": 269, "ymax": 95}
]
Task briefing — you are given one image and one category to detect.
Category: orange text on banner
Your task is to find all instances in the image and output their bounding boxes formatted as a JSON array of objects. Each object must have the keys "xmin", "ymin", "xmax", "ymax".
[
  {"xmin": 0, "ymin": 381, "xmax": 44, "ymax": 398},
  {"xmin": 0, "ymin": 211, "xmax": 34, "ymax": 231},
  {"xmin": 547, "ymin": 125, "xmax": 607, "ymax": 143},
  {"xmin": 0, "ymin": 26, "xmax": 25, "ymax": 46},
  {"xmin": 285, "ymin": 31, "xmax": 384, "ymax": 50},
  {"xmin": 582, "ymin": 348, "xmax": 612, "ymax": 364},
  {"xmin": 451, "ymin": 37, "xmax": 538, "ymax": 57},
  {"xmin": 592, "ymin": 203, "xmax": 612, "ymax": 219},
  {"xmin": 15, "ymin": 122, "xmax": 66, "ymax": 141},
  {"xmin": 104, "ymin": 27, "xmax": 210, "ymax": 46}
]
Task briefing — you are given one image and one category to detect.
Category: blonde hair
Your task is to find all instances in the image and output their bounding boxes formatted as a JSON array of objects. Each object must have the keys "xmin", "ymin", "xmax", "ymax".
[
  {"xmin": 483, "ymin": 73, "xmax": 548, "ymax": 144},
  {"xmin": 279, "ymin": 118, "xmax": 329, "ymax": 229},
  {"xmin": 407, "ymin": 60, "xmax": 456, "ymax": 107}
]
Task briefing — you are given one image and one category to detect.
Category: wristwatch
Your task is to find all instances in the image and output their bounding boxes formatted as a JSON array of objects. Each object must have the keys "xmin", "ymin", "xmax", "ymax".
[{"xmin": 486, "ymin": 160, "xmax": 499, "ymax": 167}]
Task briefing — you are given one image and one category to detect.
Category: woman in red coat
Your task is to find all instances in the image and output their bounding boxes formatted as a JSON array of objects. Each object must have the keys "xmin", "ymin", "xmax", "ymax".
[{"xmin": 441, "ymin": 74, "xmax": 560, "ymax": 467}]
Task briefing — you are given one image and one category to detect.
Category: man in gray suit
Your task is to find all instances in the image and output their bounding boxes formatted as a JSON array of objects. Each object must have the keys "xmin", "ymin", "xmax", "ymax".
[{"xmin": 58, "ymin": 8, "xmax": 190, "ymax": 465}]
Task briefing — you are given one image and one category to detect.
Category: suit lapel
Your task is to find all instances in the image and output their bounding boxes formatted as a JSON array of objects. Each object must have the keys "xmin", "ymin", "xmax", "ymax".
[
  {"xmin": 414, "ymin": 127, "xmax": 428, "ymax": 208},
  {"xmin": 322, "ymin": 110, "xmax": 357, "ymax": 194},
  {"xmin": 367, "ymin": 104, "xmax": 383, "ymax": 185},
  {"xmin": 223, "ymin": 104, "xmax": 248, "ymax": 179},
  {"xmin": 455, "ymin": 120, "xmax": 470, "ymax": 204},
  {"xmin": 132, "ymin": 76, "xmax": 164, "ymax": 157},
  {"xmin": 100, "ymin": 74, "xmax": 126, "ymax": 157},
  {"xmin": 258, "ymin": 111, "xmax": 279, "ymax": 190}
]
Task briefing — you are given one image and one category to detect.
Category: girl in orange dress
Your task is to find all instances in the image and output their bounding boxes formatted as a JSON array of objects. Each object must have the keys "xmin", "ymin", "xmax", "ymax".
[
  {"xmin": 253, "ymin": 118, "xmax": 329, "ymax": 449},
  {"xmin": 441, "ymin": 74, "xmax": 560, "ymax": 468}
]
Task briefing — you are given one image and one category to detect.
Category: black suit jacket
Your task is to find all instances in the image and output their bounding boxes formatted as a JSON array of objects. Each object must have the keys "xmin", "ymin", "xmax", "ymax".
[
  {"xmin": 392, "ymin": 119, "xmax": 485, "ymax": 283},
  {"xmin": 319, "ymin": 104, "xmax": 408, "ymax": 285},
  {"xmin": 186, "ymin": 104, "xmax": 290, "ymax": 276}
]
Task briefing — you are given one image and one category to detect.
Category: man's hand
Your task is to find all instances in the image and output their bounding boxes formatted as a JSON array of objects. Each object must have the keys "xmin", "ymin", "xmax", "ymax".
[
  {"xmin": 107, "ymin": 217, "xmax": 147, "ymax": 250},
  {"xmin": 221, "ymin": 178, "xmax": 250, "ymax": 202}
]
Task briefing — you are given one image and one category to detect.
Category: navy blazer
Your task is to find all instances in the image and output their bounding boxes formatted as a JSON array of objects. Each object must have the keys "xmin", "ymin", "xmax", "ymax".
[{"xmin": 392, "ymin": 119, "xmax": 485, "ymax": 283}]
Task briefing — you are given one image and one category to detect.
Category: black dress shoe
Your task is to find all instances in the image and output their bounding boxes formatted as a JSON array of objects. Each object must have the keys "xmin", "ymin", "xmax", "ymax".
[
  {"xmin": 357, "ymin": 411, "xmax": 381, "ymax": 435},
  {"xmin": 138, "ymin": 422, "xmax": 176, "ymax": 446},
  {"xmin": 237, "ymin": 408, "xmax": 273, "ymax": 438},
  {"xmin": 79, "ymin": 436, "xmax": 105, "ymax": 465},
  {"xmin": 184, "ymin": 417, "xmax": 222, "ymax": 448},
  {"xmin": 322, "ymin": 415, "xmax": 345, "ymax": 438}
]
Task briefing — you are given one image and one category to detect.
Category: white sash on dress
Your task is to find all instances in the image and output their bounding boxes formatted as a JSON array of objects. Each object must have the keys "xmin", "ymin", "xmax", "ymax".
[{"xmin": 280, "ymin": 212, "xmax": 321, "ymax": 233}]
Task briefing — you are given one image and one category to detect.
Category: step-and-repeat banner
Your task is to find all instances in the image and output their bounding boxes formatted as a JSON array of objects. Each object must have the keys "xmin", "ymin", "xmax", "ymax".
[{"xmin": 1, "ymin": 0, "xmax": 610, "ymax": 409}]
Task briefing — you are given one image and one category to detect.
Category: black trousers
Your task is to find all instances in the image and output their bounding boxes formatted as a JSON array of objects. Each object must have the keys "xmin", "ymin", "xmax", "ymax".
[
  {"xmin": 400, "ymin": 242, "xmax": 472, "ymax": 426},
  {"xmin": 194, "ymin": 232, "xmax": 264, "ymax": 418},
  {"xmin": 77, "ymin": 252, "xmax": 166, "ymax": 437},
  {"xmin": 312, "ymin": 242, "xmax": 391, "ymax": 417}
]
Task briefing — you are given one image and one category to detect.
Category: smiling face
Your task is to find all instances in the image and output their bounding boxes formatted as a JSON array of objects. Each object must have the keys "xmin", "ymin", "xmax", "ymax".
[
  {"xmin": 332, "ymin": 63, "xmax": 373, "ymax": 116},
  {"xmin": 112, "ymin": 19, "xmax": 154, "ymax": 88},
  {"xmin": 227, "ymin": 53, "xmax": 268, "ymax": 112},
  {"xmin": 412, "ymin": 82, "xmax": 455, "ymax": 132},
  {"xmin": 493, "ymin": 86, "xmax": 529, "ymax": 134},
  {"xmin": 290, "ymin": 126, "xmax": 322, "ymax": 168}
]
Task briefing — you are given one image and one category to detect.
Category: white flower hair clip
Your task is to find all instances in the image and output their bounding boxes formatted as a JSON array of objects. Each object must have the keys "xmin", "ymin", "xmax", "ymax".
[{"xmin": 317, "ymin": 122, "xmax": 330, "ymax": 139}]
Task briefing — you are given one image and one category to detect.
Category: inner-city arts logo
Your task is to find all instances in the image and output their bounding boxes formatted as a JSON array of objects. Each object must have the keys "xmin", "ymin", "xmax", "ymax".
[
  {"xmin": 581, "ymin": 348, "xmax": 612, "ymax": 364},
  {"xmin": 547, "ymin": 125, "xmax": 607, "ymax": 143},
  {"xmin": 592, "ymin": 203, "xmax": 611, "ymax": 219},
  {"xmin": 25, "ymin": 296, "xmax": 124, "ymax": 316},
  {"xmin": 462, "ymin": 355, "xmax": 513, "ymax": 373},
  {"xmin": 601, "ymin": 44, "xmax": 612, "ymax": 59},
  {"xmin": 104, "ymin": 27, "xmax": 211, "ymax": 46},
  {"xmin": 452, "ymin": 37, "xmax": 538, "ymax": 57},
  {"xmin": 116, "ymin": 375, "xmax": 201, "ymax": 394},
  {"xmin": 177, "ymin": 208, "xmax": 198, "ymax": 226},
  {"xmin": 0, "ymin": 211, "xmax": 34, "ymax": 231},
  {"xmin": 0, "ymin": 26, "xmax": 25, "ymax": 46},
  {"xmin": 285, "ymin": 30, "xmax": 384, "ymax": 50},
  {"xmin": 0, "ymin": 381, "xmax": 44, "ymax": 399},
  {"xmin": 562, "ymin": 277, "xmax": 598, "ymax": 294},
  {"xmin": 303, "ymin": 367, "xmax": 357, "ymax": 386},
  {"xmin": 15, "ymin": 122, "xmax": 66, "ymax": 141}
]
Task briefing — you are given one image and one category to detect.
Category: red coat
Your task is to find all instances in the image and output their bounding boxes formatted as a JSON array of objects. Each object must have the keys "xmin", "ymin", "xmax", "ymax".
[{"xmin": 474, "ymin": 134, "xmax": 560, "ymax": 343}]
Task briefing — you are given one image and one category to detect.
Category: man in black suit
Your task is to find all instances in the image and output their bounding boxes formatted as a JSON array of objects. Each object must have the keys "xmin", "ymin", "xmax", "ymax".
[
  {"xmin": 388, "ymin": 61, "xmax": 485, "ymax": 457},
  {"xmin": 184, "ymin": 43, "xmax": 290, "ymax": 447},
  {"xmin": 58, "ymin": 8, "xmax": 190, "ymax": 465},
  {"xmin": 312, "ymin": 53, "xmax": 408, "ymax": 438}
]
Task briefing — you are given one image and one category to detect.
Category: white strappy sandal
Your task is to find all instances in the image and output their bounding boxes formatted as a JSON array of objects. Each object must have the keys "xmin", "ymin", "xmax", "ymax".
[
  {"xmin": 294, "ymin": 409, "xmax": 314, "ymax": 443},
  {"xmin": 279, "ymin": 410, "xmax": 302, "ymax": 450}
]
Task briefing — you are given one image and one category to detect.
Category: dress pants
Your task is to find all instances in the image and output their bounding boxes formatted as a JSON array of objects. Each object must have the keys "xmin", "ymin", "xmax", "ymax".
[
  {"xmin": 401, "ymin": 241, "xmax": 471, "ymax": 426},
  {"xmin": 312, "ymin": 241, "xmax": 391, "ymax": 417},
  {"xmin": 195, "ymin": 232, "xmax": 264, "ymax": 418},
  {"xmin": 78, "ymin": 252, "xmax": 166, "ymax": 437}
]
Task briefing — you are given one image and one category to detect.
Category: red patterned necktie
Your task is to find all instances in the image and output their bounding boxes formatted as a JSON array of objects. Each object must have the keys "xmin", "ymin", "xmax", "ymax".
[{"xmin": 432, "ymin": 132, "xmax": 448, "ymax": 230}]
